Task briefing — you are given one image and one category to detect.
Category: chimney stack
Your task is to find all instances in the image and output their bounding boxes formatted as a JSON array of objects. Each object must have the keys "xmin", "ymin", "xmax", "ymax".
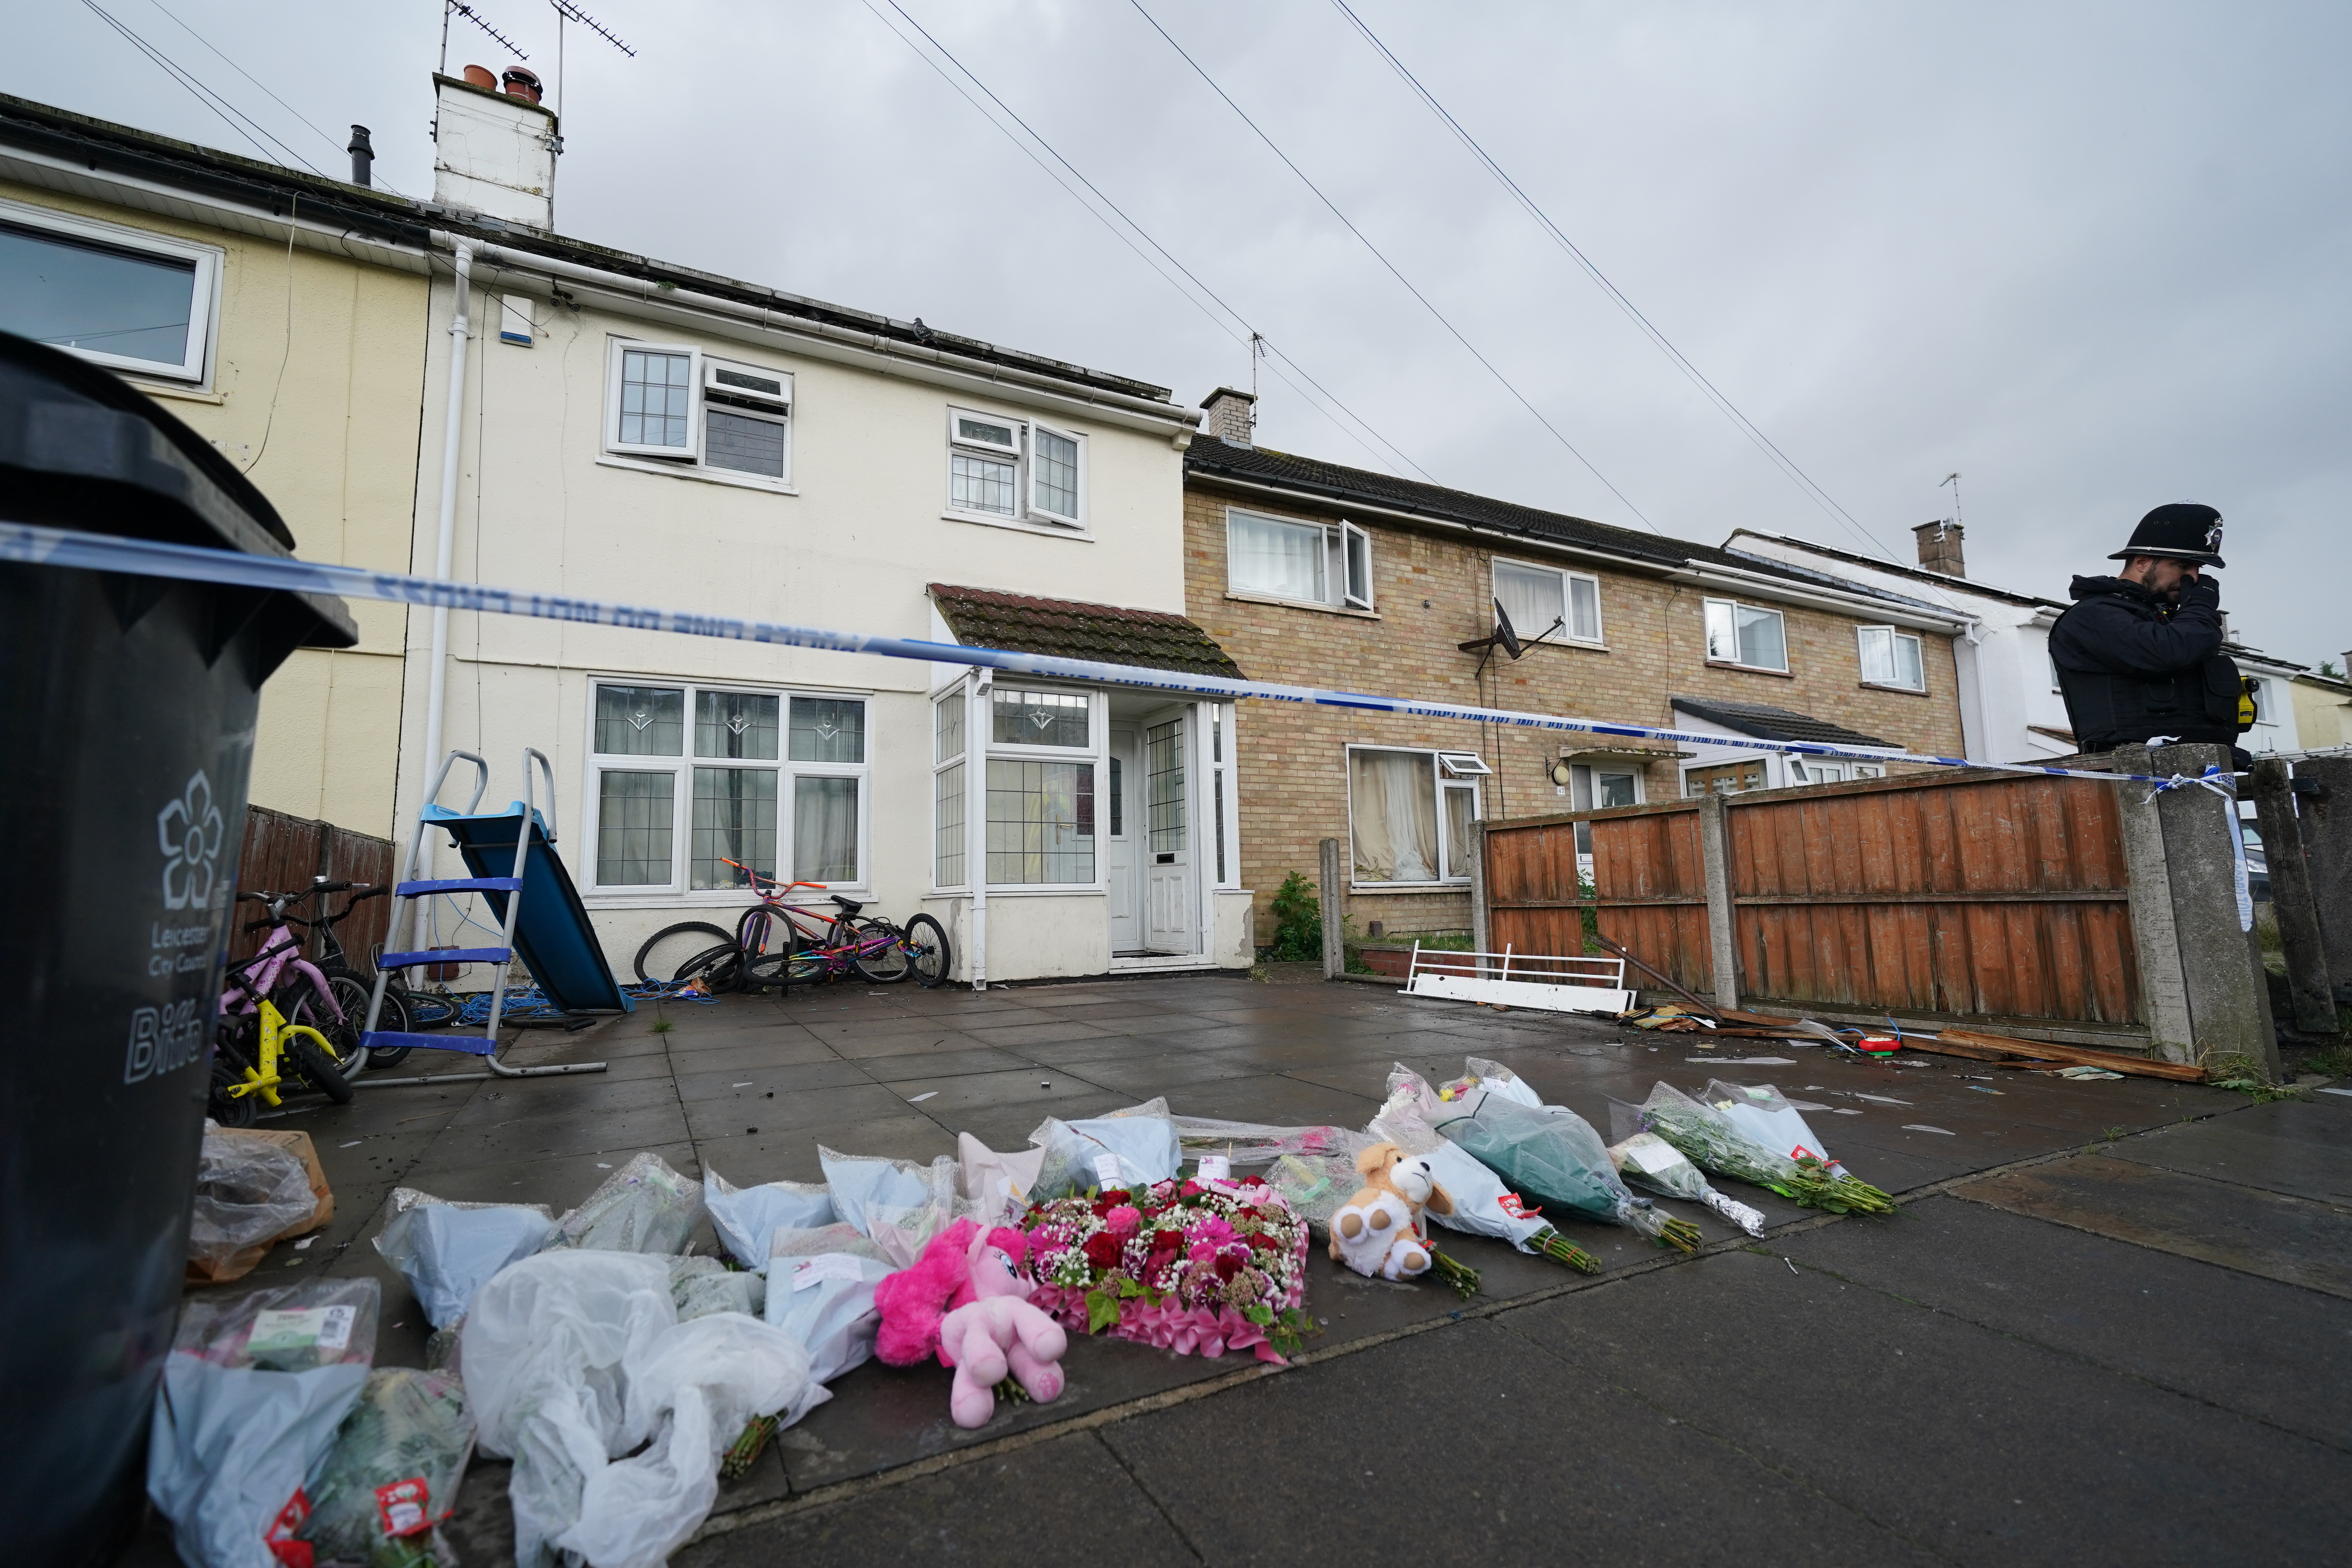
[
  {"xmin": 1200, "ymin": 386, "xmax": 1256, "ymax": 447},
  {"xmin": 433, "ymin": 67, "xmax": 557, "ymax": 230},
  {"xmin": 346, "ymin": 125, "xmax": 374, "ymax": 187},
  {"xmin": 1913, "ymin": 519, "xmax": 1965, "ymax": 577}
]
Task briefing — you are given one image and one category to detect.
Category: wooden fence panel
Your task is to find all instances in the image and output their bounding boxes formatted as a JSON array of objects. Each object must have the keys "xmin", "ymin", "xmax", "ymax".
[
  {"xmin": 1481, "ymin": 769, "xmax": 2143, "ymax": 1030},
  {"xmin": 228, "ymin": 806, "xmax": 396, "ymax": 969}
]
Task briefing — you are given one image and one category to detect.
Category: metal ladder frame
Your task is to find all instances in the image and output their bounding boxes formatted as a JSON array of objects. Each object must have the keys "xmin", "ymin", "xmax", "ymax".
[{"xmin": 355, "ymin": 747, "xmax": 608, "ymax": 1086}]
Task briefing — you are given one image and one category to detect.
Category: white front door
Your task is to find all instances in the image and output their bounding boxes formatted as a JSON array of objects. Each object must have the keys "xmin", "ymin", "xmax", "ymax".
[
  {"xmin": 1106, "ymin": 726, "xmax": 1140, "ymax": 954},
  {"xmin": 1143, "ymin": 712, "xmax": 1194, "ymax": 951}
]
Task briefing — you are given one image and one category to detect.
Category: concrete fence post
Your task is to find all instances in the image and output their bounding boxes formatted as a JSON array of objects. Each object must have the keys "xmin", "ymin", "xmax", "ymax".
[
  {"xmin": 2291, "ymin": 756, "xmax": 2352, "ymax": 1002},
  {"xmin": 2110, "ymin": 746, "xmax": 2196, "ymax": 1062},
  {"xmin": 1318, "ymin": 837, "xmax": 1344, "ymax": 980},
  {"xmin": 2250, "ymin": 758, "xmax": 2341, "ymax": 1034},
  {"xmin": 1697, "ymin": 791, "xmax": 1740, "ymax": 1011},
  {"xmin": 2145, "ymin": 741, "xmax": 2281, "ymax": 1078},
  {"xmin": 1468, "ymin": 820, "xmax": 1492, "ymax": 979}
]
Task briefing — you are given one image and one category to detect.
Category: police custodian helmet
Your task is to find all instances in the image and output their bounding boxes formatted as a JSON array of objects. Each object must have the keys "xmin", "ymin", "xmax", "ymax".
[{"xmin": 2109, "ymin": 503, "xmax": 2226, "ymax": 568}]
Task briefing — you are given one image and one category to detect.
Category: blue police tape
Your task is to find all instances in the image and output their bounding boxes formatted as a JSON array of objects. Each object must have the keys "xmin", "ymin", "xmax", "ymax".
[{"xmin": 3, "ymin": 519, "xmax": 2175, "ymax": 787}]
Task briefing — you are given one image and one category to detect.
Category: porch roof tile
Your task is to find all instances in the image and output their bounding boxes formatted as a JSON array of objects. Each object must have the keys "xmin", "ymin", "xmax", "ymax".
[
  {"xmin": 1670, "ymin": 695, "xmax": 1895, "ymax": 749},
  {"xmin": 929, "ymin": 584, "xmax": 1245, "ymax": 679}
]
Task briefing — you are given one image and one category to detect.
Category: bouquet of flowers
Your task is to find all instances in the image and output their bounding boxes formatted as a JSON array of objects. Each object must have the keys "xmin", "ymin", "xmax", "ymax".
[
  {"xmin": 1412, "ymin": 1065, "xmax": 1706, "ymax": 1254},
  {"xmin": 1612, "ymin": 1082, "xmax": 1895, "ymax": 1214},
  {"xmin": 1022, "ymin": 1174, "xmax": 1316, "ymax": 1363},
  {"xmin": 1367, "ymin": 1086, "xmax": 1601, "ymax": 1273},
  {"xmin": 1606, "ymin": 1133, "xmax": 1768, "ymax": 1238}
]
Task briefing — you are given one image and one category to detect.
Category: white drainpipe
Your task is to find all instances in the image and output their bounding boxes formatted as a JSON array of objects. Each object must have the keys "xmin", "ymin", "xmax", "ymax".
[
  {"xmin": 419, "ymin": 238, "xmax": 476, "ymax": 812},
  {"xmin": 968, "ymin": 671, "xmax": 990, "ymax": 989}
]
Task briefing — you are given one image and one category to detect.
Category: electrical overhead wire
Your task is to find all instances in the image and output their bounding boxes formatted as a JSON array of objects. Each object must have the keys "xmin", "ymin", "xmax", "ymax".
[
  {"xmin": 79, "ymin": 0, "xmax": 326, "ymax": 177},
  {"xmin": 861, "ymin": 0, "xmax": 1432, "ymax": 479},
  {"xmin": 1325, "ymin": 0, "xmax": 1957, "ymax": 592},
  {"xmin": 142, "ymin": 0, "xmax": 413, "ymax": 198},
  {"xmin": 1127, "ymin": 0, "xmax": 1659, "ymax": 533}
]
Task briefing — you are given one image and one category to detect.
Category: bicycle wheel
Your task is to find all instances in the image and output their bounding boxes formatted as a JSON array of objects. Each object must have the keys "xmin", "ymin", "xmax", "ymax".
[
  {"xmin": 635, "ymin": 922, "xmax": 735, "ymax": 985},
  {"xmin": 209, "ymin": 1045, "xmax": 258, "ymax": 1127},
  {"xmin": 852, "ymin": 920, "xmax": 912, "ymax": 984},
  {"xmin": 403, "ymin": 987, "xmax": 459, "ymax": 1029},
  {"xmin": 902, "ymin": 913, "xmax": 952, "ymax": 988},
  {"xmin": 294, "ymin": 969, "xmax": 376, "ymax": 1061},
  {"xmin": 287, "ymin": 1034, "xmax": 354, "ymax": 1104},
  {"xmin": 343, "ymin": 978, "xmax": 416, "ymax": 1068},
  {"xmin": 672, "ymin": 941, "xmax": 742, "ymax": 988}
]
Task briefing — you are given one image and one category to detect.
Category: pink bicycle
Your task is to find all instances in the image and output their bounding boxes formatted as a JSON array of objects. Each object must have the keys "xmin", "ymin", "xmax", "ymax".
[{"xmin": 209, "ymin": 887, "xmax": 356, "ymax": 1123}]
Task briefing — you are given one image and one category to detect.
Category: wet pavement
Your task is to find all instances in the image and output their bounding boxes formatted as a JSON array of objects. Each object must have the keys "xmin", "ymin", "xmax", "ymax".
[{"xmin": 149, "ymin": 975, "xmax": 2351, "ymax": 1566}]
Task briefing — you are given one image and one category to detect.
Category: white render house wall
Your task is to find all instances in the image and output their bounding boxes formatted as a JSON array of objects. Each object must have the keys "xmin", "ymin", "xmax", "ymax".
[{"xmin": 393, "ymin": 262, "xmax": 1203, "ymax": 982}]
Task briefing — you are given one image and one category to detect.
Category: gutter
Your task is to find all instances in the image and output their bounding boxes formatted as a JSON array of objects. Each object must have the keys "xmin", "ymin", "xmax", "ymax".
[
  {"xmin": 450, "ymin": 236, "xmax": 1201, "ymax": 439},
  {"xmin": 1189, "ymin": 466, "xmax": 1969, "ymax": 630},
  {"xmin": 1662, "ymin": 559, "xmax": 1974, "ymax": 635}
]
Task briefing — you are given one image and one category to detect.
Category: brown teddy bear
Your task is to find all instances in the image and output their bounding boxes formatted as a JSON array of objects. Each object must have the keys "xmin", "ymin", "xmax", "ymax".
[{"xmin": 1330, "ymin": 1142, "xmax": 1454, "ymax": 1280}]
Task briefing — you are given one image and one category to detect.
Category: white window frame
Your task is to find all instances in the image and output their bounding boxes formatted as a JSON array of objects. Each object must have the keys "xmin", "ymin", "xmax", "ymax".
[
  {"xmin": 1856, "ymin": 624, "xmax": 1926, "ymax": 691},
  {"xmin": 1225, "ymin": 507, "xmax": 1372, "ymax": 610},
  {"xmin": 582, "ymin": 677, "xmax": 870, "ymax": 901},
  {"xmin": 1492, "ymin": 557, "xmax": 1602, "ymax": 644},
  {"xmin": 1344, "ymin": 744, "xmax": 1483, "ymax": 889},
  {"xmin": 1703, "ymin": 597, "xmax": 1790, "ymax": 673},
  {"xmin": 0, "ymin": 198, "xmax": 221, "ymax": 385},
  {"xmin": 600, "ymin": 338, "xmax": 798, "ymax": 489},
  {"xmin": 980, "ymin": 684, "xmax": 1107, "ymax": 890},
  {"xmin": 932, "ymin": 682, "xmax": 971, "ymax": 893},
  {"xmin": 946, "ymin": 405, "xmax": 1089, "ymax": 533},
  {"xmin": 605, "ymin": 339, "xmax": 703, "ymax": 460}
]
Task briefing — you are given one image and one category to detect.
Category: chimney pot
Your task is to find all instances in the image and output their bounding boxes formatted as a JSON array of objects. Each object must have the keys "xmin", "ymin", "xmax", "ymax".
[
  {"xmin": 1200, "ymin": 386, "xmax": 1256, "ymax": 447},
  {"xmin": 346, "ymin": 124, "xmax": 374, "ymax": 187},
  {"xmin": 462, "ymin": 64, "xmax": 497, "ymax": 90},
  {"xmin": 1912, "ymin": 519, "xmax": 1965, "ymax": 577},
  {"xmin": 502, "ymin": 66, "xmax": 544, "ymax": 104}
]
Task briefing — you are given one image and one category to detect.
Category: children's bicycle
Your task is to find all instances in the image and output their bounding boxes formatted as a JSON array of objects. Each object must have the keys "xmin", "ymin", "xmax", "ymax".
[
  {"xmin": 727, "ymin": 865, "xmax": 951, "ymax": 990},
  {"xmin": 210, "ymin": 966, "xmax": 352, "ymax": 1126},
  {"xmin": 630, "ymin": 865, "xmax": 951, "ymax": 991}
]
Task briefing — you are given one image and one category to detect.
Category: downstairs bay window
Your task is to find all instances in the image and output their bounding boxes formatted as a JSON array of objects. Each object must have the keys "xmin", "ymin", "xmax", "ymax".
[
  {"xmin": 1347, "ymin": 747, "xmax": 1480, "ymax": 886},
  {"xmin": 588, "ymin": 681, "xmax": 865, "ymax": 894},
  {"xmin": 984, "ymin": 686, "xmax": 1096, "ymax": 885}
]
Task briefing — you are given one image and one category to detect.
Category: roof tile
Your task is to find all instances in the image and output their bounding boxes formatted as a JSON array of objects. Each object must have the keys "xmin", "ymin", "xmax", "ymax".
[
  {"xmin": 929, "ymin": 584, "xmax": 1243, "ymax": 679},
  {"xmin": 1670, "ymin": 695, "xmax": 1895, "ymax": 749}
]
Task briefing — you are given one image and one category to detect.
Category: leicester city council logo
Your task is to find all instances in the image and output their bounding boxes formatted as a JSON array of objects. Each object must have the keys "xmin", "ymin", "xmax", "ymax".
[{"xmin": 157, "ymin": 771, "xmax": 225, "ymax": 911}]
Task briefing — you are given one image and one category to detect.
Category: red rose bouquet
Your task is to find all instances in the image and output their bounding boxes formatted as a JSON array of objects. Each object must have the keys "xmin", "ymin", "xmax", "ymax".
[{"xmin": 1021, "ymin": 1176, "xmax": 1314, "ymax": 1363}]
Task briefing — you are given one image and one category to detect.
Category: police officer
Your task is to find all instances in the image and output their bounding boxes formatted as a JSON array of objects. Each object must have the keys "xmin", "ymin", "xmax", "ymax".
[{"xmin": 2050, "ymin": 503, "xmax": 2251, "ymax": 766}]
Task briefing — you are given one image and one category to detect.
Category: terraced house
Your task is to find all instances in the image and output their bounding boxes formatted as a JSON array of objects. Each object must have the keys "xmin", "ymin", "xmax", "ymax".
[{"xmin": 1180, "ymin": 389, "xmax": 1976, "ymax": 948}]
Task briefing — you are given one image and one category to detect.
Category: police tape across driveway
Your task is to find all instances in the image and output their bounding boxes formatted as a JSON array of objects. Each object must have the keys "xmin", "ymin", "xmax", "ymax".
[{"xmin": 3, "ymin": 519, "xmax": 2192, "ymax": 789}]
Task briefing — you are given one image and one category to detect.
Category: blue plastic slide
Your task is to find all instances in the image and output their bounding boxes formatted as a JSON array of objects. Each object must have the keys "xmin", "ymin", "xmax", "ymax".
[{"xmin": 423, "ymin": 802, "xmax": 632, "ymax": 1015}]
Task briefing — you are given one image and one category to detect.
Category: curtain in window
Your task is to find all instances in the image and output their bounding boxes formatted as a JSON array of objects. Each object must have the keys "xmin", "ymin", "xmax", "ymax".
[
  {"xmin": 794, "ymin": 776, "xmax": 859, "ymax": 884},
  {"xmin": 1569, "ymin": 575, "xmax": 1601, "ymax": 639},
  {"xmin": 1737, "ymin": 604, "xmax": 1786, "ymax": 669},
  {"xmin": 789, "ymin": 697, "xmax": 865, "ymax": 763},
  {"xmin": 1349, "ymin": 751, "xmax": 1438, "ymax": 882},
  {"xmin": 1494, "ymin": 562, "xmax": 1565, "ymax": 639},
  {"xmin": 597, "ymin": 770, "xmax": 674, "ymax": 884},
  {"xmin": 1230, "ymin": 513, "xmax": 1322, "ymax": 601},
  {"xmin": 595, "ymin": 686, "xmax": 683, "ymax": 755},
  {"xmin": 1442, "ymin": 786, "xmax": 1474, "ymax": 879},
  {"xmin": 690, "ymin": 768, "xmax": 776, "ymax": 889},
  {"xmin": 695, "ymin": 691, "xmax": 779, "ymax": 759}
]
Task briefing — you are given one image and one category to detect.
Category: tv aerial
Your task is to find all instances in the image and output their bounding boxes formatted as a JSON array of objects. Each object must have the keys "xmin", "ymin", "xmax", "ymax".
[{"xmin": 441, "ymin": 3, "xmax": 528, "ymax": 71}]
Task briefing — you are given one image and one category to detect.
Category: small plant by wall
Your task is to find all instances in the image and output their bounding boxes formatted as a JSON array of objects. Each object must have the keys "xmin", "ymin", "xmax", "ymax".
[{"xmin": 1264, "ymin": 871, "xmax": 1322, "ymax": 961}]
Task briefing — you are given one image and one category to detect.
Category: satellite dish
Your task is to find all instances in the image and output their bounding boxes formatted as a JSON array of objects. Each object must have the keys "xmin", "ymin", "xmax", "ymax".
[{"xmin": 1492, "ymin": 598, "xmax": 1523, "ymax": 661}]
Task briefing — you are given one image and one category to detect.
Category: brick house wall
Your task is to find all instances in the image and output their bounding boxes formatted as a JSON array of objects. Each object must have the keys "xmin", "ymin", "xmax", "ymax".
[{"xmin": 1182, "ymin": 479, "xmax": 1967, "ymax": 947}]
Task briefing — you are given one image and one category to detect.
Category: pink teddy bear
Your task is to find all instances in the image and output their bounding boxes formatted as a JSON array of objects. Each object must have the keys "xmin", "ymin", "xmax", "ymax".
[{"xmin": 874, "ymin": 1219, "xmax": 1068, "ymax": 1429}]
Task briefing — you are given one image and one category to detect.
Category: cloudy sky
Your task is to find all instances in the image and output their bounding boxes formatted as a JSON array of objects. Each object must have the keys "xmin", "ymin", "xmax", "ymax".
[{"xmin": 16, "ymin": 1, "xmax": 2348, "ymax": 667}]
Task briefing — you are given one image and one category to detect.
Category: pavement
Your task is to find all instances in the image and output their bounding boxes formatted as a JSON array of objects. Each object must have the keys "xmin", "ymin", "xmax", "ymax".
[{"xmin": 145, "ymin": 973, "xmax": 2352, "ymax": 1566}]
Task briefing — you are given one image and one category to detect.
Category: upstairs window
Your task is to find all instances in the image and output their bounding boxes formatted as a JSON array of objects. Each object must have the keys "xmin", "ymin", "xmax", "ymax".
[
  {"xmin": 1856, "ymin": 625, "xmax": 1925, "ymax": 690},
  {"xmin": 1494, "ymin": 559, "xmax": 1601, "ymax": 642},
  {"xmin": 603, "ymin": 338, "xmax": 793, "ymax": 485},
  {"xmin": 1227, "ymin": 508, "xmax": 1371, "ymax": 609},
  {"xmin": 947, "ymin": 407, "xmax": 1087, "ymax": 529},
  {"xmin": 1704, "ymin": 597, "xmax": 1788, "ymax": 671},
  {"xmin": 0, "ymin": 204, "xmax": 220, "ymax": 383}
]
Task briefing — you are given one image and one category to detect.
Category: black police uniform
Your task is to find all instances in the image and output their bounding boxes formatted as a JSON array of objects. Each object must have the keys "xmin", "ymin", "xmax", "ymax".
[{"xmin": 2049, "ymin": 503, "xmax": 2250, "ymax": 756}]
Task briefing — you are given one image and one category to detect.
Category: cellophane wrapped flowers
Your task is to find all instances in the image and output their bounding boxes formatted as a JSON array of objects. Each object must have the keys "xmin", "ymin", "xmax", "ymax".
[{"xmin": 1021, "ymin": 1175, "xmax": 1315, "ymax": 1363}]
